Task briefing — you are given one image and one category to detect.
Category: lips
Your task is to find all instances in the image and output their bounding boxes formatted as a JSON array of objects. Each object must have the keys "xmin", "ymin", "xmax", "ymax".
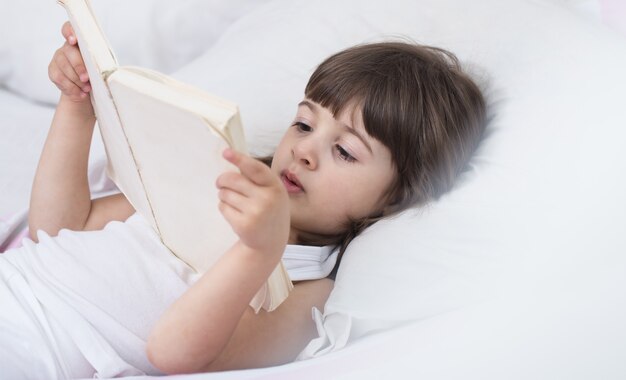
[{"xmin": 281, "ymin": 170, "xmax": 304, "ymax": 194}]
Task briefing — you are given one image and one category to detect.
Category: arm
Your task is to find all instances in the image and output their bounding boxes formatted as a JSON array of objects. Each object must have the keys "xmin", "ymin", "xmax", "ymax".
[
  {"xmin": 28, "ymin": 22, "xmax": 133, "ymax": 241},
  {"xmin": 206, "ymin": 278, "xmax": 333, "ymax": 371},
  {"xmin": 28, "ymin": 95, "xmax": 96, "ymax": 240},
  {"xmin": 147, "ymin": 149, "xmax": 332, "ymax": 373},
  {"xmin": 149, "ymin": 244, "xmax": 334, "ymax": 373}
]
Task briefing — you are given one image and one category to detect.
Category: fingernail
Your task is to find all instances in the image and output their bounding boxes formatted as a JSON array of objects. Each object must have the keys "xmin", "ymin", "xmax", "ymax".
[
  {"xmin": 223, "ymin": 148, "xmax": 234, "ymax": 159},
  {"xmin": 69, "ymin": 36, "xmax": 76, "ymax": 44},
  {"xmin": 82, "ymin": 85, "xmax": 91, "ymax": 92},
  {"xmin": 80, "ymin": 74, "xmax": 89, "ymax": 82}
]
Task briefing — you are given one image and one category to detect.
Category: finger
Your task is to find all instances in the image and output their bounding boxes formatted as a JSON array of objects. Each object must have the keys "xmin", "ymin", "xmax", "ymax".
[
  {"xmin": 216, "ymin": 171, "xmax": 255, "ymax": 197},
  {"xmin": 217, "ymin": 188, "xmax": 248, "ymax": 213},
  {"xmin": 49, "ymin": 56, "xmax": 86, "ymax": 98},
  {"xmin": 57, "ymin": 48, "xmax": 91, "ymax": 92},
  {"xmin": 55, "ymin": 53, "xmax": 89, "ymax": 95},
  {"xmin": 218, "ymin": 201, "xmax": 245, "ymax": 228},
  {"xmin": 49, "ymin": 63, "xmax": 88, "ymax": 102},
  {"xmin": 62, "ymin": 21, "xmax": 77, "ymax": 45},
  {"xmin": 63, "ymin": 44, "xmax": 90, "ymax": 83},
  {"xmin": 223, "ymin": 148, "xmax": 275, "ymax": 186}
]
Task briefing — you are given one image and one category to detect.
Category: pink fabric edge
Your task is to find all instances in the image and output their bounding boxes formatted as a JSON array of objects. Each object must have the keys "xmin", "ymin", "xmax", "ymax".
[
  {"xmin": 4, "ymin": 228, "xmax": 30, "ymax": 251},
  {"xmin": 0, "ymin": 211, "xmax": 30, "ymax": 252},
  {"xmin": 600, "ymin": 0, "xmax": 626, "ymax": 35}
]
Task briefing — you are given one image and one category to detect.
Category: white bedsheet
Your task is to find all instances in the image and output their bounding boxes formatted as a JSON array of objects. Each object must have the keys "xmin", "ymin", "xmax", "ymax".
[
  {"xmin": 0, "ymin": 89, "xmax": 54, "ymax": 218},
  {"xmin": 0, "ymin": 89, "xmax": 56, "ymax": 252}
]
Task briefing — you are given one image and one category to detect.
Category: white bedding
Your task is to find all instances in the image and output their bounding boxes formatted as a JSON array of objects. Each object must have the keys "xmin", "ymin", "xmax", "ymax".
[
  {"xmin": 0, "ymin": 89, "xmax": 53, "ymax": 218},
  {"xmin": 2, "ymin": 0, "xmax": 626, "ymax": 379}
]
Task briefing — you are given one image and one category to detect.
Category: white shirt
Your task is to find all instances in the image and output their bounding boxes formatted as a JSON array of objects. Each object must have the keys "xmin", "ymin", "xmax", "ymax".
[{"xmin": 0, "ymin": 212, "xmax": 338, "ymax": 378}]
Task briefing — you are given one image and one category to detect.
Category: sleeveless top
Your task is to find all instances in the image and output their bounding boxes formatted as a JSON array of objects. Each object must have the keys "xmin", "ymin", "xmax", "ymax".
[{"xmin": 0, "ymin": 212, "xmax": 338, "ymax": 378}]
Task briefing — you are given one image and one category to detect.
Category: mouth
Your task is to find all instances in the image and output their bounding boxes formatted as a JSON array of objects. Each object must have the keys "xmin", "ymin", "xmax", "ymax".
[{"xmin": 281, "ymin": 170, "xmax": 304, "ymax": 194}]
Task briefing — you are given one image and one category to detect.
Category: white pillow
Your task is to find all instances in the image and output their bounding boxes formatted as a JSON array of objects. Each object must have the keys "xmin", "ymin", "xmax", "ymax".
[
  {"xmin": 171, "ymin": 0, "xmax": 626, "ymax": 360},
  {"xmin": 0, "ymin": 0, "xmax": 269, "ymax": 104}
]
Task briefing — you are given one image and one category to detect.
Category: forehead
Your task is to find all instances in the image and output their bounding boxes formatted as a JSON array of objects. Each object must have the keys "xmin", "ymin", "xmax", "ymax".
[{"xmin": 299, "ymin": 99, "xmax": 364, "ymax": 129}]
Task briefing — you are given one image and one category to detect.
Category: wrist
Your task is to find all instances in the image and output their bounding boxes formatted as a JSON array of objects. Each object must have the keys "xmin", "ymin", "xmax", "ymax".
[
  {"xmin": 232, "ymin": 240, "xmax": 285, "ymax": 269},
  {"xmin": 58, "ymin": 94, "xmax": 96, "ymax": 122}
]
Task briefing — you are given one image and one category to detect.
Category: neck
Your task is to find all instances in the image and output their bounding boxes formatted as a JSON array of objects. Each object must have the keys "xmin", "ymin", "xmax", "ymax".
[
  {"xmin": 288, "ymin": 227, "xmax": 344, "ymax": 248},
  {"xmin": 288, "ymin": 227, "xmax": 299, "ymax": 245}
]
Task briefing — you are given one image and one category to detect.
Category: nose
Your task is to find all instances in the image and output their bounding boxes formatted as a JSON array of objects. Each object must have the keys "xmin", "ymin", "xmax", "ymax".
[{"xmin": 292, "ymin": 138, "xmax": 318, "ymax": 170}]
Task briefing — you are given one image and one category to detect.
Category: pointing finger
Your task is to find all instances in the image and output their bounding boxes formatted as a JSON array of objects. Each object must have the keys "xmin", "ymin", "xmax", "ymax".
[{"xmin": 223, "ymin": 148, "xmax": 275, "ymax": 186}]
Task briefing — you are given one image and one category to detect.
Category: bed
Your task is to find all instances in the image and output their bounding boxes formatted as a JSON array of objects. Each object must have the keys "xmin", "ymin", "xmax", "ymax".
[{"xmin": 1, "ymin": 0, "xmax": 625, "ymax": 378}]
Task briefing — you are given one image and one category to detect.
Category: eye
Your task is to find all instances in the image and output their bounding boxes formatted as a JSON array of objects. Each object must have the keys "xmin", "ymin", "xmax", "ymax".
[
  {"xmin": 335, "ymin": 144, "xmax": 356, "ymax": 163},
  {"xmin": 292, "ymin": 121, "xmax": 312, "ymax": 133}
]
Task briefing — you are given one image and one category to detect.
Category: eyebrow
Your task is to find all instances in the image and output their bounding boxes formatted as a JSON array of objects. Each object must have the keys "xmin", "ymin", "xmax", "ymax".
[
  {"xmin": 343, "ymin": 124, "xmax": 373, "ymax": 154},
  {"xmin": 298, "ymin": 100, "xmax": 373, "ymax": 154},
  {"xmin": 298, "ymin": 100, "xmax": 315, "ymax": 111}
]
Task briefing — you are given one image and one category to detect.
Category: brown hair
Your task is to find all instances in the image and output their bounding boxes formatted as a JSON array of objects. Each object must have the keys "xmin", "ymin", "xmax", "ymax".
[{"xmin": 270, "ymin": 42, "xmax": 486, "ymax": 261}]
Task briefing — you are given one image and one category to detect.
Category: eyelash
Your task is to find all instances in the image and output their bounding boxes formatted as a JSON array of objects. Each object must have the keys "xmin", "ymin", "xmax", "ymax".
[
  {"xmin": 293, "ymin": 121, "xmax": 312, "ymax": 133},
  {"xmin": 335, "ymin": 144, "xmax": 356, "ymax": 163},
  {"xmin": 291, "ymin": 121, "xmax": 357, "ymax": 163}
]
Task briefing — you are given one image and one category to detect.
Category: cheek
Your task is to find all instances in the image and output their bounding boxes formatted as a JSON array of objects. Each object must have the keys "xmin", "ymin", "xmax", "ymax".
[
  {"xmin": 342, "ymin": 172, "xmax": 394, "ymax": 217},
  {"xmin": 270, "ymin": 139, "xmax": 290, "ymax": 171},
  {"xmin": 303, "ymin": 180, "xmax": 352, "ymax": 223},
  {"xmin": 314, "ymin": 175, "xmax": 378, "ymax": 221},
  {"xmin": 344, "ymin": 188, "xmax": 382, "ymax": 219}
]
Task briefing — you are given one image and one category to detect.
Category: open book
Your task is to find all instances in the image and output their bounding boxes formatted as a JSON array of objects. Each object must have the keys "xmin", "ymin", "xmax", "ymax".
[{"xmin": 58, "ymin": 0, "xmax": 293, "ymax": 311}]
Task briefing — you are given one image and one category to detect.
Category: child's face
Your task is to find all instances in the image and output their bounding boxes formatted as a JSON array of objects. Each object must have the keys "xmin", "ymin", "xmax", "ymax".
[{"xmin": 271, "ymin": 99, "xmax": 396, "ymax": 243}]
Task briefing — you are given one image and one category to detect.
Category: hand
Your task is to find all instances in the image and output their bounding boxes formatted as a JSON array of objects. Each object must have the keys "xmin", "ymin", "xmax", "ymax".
[
  {"xmin": 48, "ymin": 22, "xmax": 94, "ymax": 114},
  {"xmin": 216, "ymin": 149, "xmax": 290, "ymax": 256}
]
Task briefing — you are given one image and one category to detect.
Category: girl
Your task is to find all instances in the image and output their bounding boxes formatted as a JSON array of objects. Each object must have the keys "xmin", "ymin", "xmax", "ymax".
[{"xmin": 5, "ymin": 21, "xmax": 485, "ymax": 377}]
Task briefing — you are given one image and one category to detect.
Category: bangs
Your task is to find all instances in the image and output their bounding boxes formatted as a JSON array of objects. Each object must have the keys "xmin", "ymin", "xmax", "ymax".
[
  {"xmin": 304, "ymin": 66, "xmax": 366, "ymax": 120},
  {"xmin": 303, "ymin": 44, "xmax": 416, "ymax": 173},
  {"xmin": 304, "ymin": 51, "xmax": 400, "ymax": 151}
]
